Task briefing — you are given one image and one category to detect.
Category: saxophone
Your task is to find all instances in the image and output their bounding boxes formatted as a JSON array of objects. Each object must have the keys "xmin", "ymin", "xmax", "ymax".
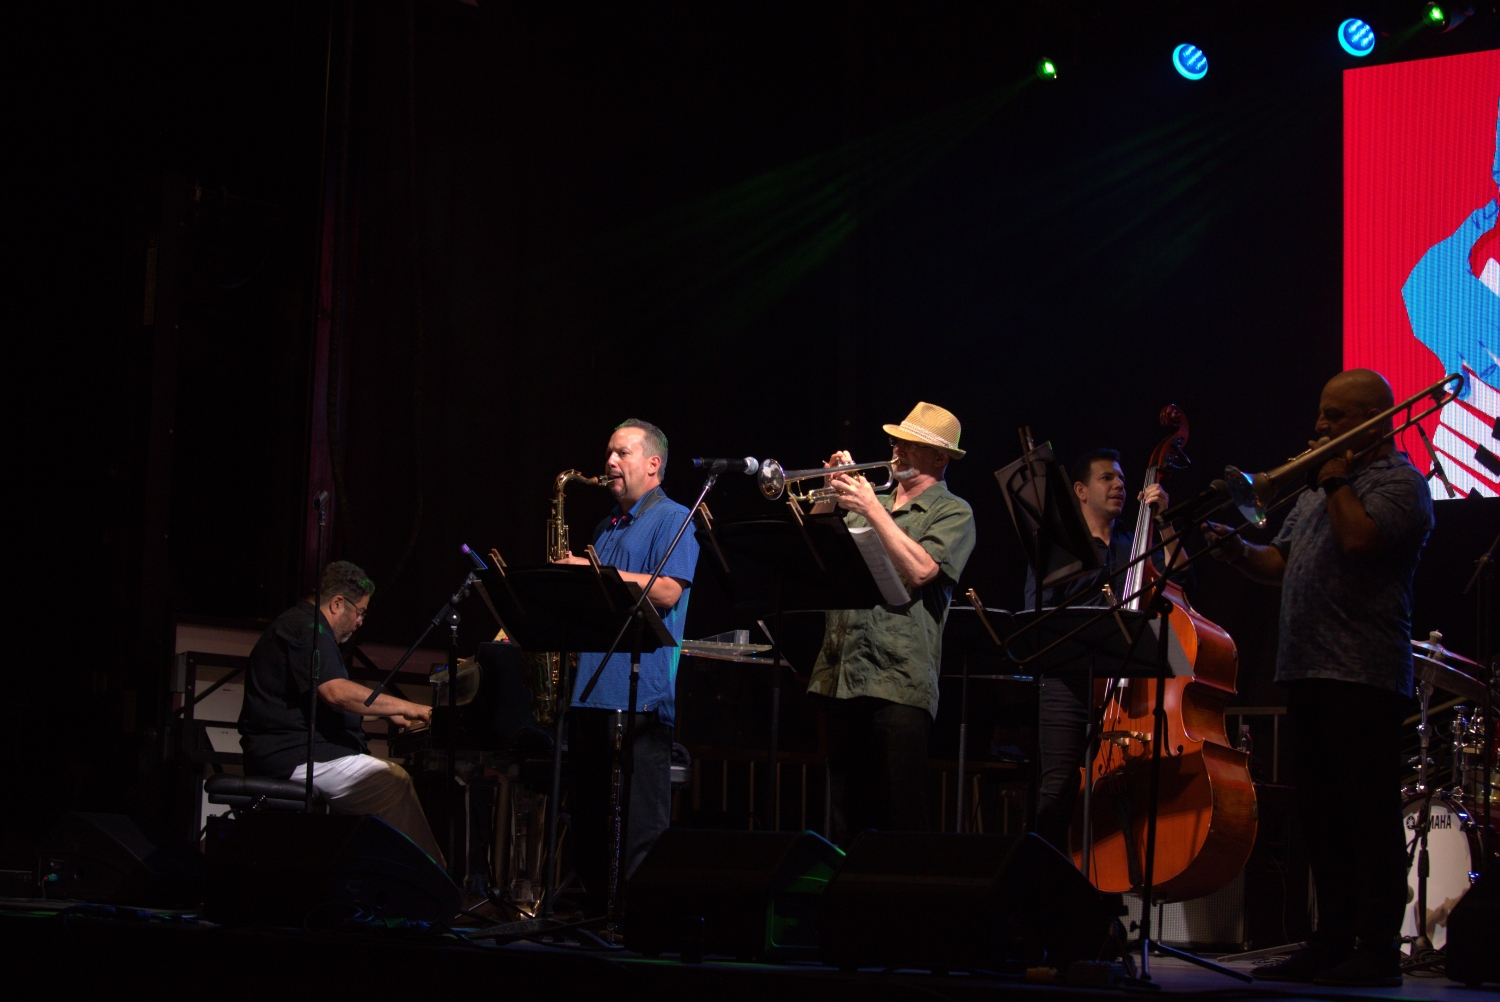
[{"xmin": 525, "ymin": 469, "xmax": 607, "ymax": 725}]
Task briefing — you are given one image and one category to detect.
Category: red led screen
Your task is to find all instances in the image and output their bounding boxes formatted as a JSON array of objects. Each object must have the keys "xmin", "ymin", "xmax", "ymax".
[{"xmin": 1343, "ymin": 49, "xmax": 1500, "ymax": 499}]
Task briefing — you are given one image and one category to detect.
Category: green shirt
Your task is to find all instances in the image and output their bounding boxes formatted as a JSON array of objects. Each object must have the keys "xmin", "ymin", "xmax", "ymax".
[{"xmin": 807, "ymin": 481, "xmax": 976, "ymax": 718}]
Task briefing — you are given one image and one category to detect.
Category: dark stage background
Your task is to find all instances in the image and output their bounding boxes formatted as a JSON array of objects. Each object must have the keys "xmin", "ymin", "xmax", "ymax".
[{"xmin": 10, "ymin": 2, "xmax": 1497, "ymax": 855}]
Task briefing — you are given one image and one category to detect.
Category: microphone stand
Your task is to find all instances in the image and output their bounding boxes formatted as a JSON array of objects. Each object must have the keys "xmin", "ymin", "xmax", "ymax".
[
  {"xmin": 304, "ymin": 492, "xmax": 329, "ymax": 811},
  {"xmin": 1464, "ymin": 528, "xmax": 1499, "ymax": 860},
  {"xmin": 362, "ymin": 562, "xmax": 481, "ymax": 878},
  {"xmin": 362, "ymin": 569, "xmax": 481, "ymax": 707}
]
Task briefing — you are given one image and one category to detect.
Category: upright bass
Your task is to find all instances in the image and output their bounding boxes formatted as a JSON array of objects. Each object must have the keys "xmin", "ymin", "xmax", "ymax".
[{"xmin": 1072, "ymin": 406, "xmax": 1257, "ymax": 902}]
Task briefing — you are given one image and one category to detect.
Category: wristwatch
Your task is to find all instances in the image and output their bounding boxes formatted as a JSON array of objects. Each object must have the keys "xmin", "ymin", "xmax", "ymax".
[{"xmin": 1319, "ymin": 476, "xmax": 1350, "ymax": 494}]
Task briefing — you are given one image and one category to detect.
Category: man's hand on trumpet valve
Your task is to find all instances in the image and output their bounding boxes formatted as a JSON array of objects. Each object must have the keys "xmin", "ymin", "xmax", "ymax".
[{"xmin": 829, "ymin": 469, "xmax": 881, "ymax": 518}]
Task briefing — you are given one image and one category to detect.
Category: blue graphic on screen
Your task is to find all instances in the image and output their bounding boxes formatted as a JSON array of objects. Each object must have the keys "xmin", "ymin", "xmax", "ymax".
[{"xmin": 1402, "ymin": 99, "xmax": 1500, "ymax": 399}]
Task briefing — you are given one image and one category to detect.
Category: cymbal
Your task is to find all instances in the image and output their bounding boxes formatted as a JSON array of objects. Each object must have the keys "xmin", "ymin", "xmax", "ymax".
[
  {"xmin": 1411, "ymin": 638, "xmax": 1481, "ymax": 668},
  {"xmin": 1414, "ymin": 653, "xmax": 1485, "ymax": 701}
]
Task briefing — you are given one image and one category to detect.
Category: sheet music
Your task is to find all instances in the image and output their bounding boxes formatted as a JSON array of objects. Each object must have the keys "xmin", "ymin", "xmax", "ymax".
[{"xmin": 847, "ymin": 526, "xmax": 911, "ymax": 605}]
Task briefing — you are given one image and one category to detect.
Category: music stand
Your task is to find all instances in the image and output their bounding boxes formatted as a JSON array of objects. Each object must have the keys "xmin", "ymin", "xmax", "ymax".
[
  {"xmin": 941, "ymin": 603, "xmax": 1030, "ymax": 833},
  {"xmin": 993, "ymin": 436, "xmax": 1099, "ymax": 839},
  {"xmin": 995, "ymin": 438, "xmax": 1101, "ymax": 612},
  {"xmin": 692, "ymin": 511, "xmax": 888, "ymax": 828},
  {"xmin": 473, "ymin": 563, "xmax": 675, "ymax": 921}
]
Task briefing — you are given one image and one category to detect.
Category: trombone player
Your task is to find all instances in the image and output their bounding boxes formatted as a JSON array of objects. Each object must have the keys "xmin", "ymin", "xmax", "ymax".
[
  {"xmin": 807, "ymin": 402, "xmax": 976, "ymax": 840},
  {"xmin": 1206, "ymin": 369, "xmax": 1433, "ymax": 987}
]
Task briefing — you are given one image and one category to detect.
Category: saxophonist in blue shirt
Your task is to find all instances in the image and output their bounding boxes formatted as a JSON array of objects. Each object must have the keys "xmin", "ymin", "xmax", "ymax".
[{"xmin": 554, "ymin": 418, "xmax": 699, "ymax": 917}]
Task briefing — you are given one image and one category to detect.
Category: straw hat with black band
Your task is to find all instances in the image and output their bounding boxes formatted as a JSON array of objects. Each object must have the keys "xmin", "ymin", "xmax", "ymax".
[{"xmin": 882, "ymin": 401, "xmax": 965, "ymax": 460}]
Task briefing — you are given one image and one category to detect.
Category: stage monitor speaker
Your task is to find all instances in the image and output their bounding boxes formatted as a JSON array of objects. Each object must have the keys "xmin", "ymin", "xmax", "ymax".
[
  {"xmin": 1445, "ymin": 859, "xmax": 1499, "ymax": 987},
  {"xmin": 41, "ymin": 812, "xmax": 204, "ymax": 909},
  {"xmin": 819, "ymin": 832, "xmax": 1116, "ymax": 972},
  {"xmin": 203, "ymin": 812, "xmax": 459, "ymax": 926},
  {"xmin": 625, "ymin": 828, "xmax": 844, "ymax": 960}
]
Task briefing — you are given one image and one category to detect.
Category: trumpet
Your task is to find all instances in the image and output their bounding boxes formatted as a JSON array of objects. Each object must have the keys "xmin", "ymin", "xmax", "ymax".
[
  {"xmin": 758, "ymin": 458, "xmax": 896, "ymax": 504},
  {"xmin": 1225, "ymin": 372, "xmax": 1464, "ymax": 525}
]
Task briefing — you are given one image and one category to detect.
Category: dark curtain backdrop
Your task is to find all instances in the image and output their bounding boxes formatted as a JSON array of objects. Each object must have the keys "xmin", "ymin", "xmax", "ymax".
[
  {"xmin": 10, "ymin": 0, "xmax": 1496, "ymax": 848},
  {"xmin": 334, "ymin": 2, "xmax": 1493, "ymax": 697}
]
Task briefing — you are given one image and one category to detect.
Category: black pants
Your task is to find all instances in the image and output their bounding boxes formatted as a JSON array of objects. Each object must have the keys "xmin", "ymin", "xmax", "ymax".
[
  {"xmin": 566, "ymin": 708, "xmax": 672, "ymax": 913},
  {"xmin": 1034, "ymin": 673, "xmax": 1091, "ymax": 853},
  {"xmin": 1287, "ymin": 678, "xmax": 1409, "ymax": 954},
  {"xmin": 825, "ymin": 696, "xmax": 931, "ymax": 843}
]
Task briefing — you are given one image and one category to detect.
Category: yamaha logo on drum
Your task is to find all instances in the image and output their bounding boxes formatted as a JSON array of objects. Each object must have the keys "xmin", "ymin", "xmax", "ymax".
[{"xmin": 1407, "ymin": 812, "xmax": 1454, "ymax": 830}]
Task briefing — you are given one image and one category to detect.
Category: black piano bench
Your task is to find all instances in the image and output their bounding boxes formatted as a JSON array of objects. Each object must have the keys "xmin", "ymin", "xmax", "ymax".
[{"xmin": 205, "ymin": 775, "xmax": 325, "ymax": 815}]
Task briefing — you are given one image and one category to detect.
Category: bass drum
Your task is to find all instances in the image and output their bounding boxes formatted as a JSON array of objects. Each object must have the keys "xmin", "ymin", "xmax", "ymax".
[{"xmin": 1401, "ymin": 793, "xmax": 1484, "ymax": 951}]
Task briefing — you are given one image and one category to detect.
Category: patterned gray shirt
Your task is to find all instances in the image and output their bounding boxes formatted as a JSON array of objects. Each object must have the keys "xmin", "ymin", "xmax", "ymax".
[{"xmin": 1269, "ymin": 451, "xmax": 1433, "ymax": 696}]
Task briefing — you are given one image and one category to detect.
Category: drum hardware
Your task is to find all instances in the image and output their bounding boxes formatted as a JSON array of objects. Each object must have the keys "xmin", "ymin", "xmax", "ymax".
[
  {"xmin": 1415, "ymin": 654, "xmax": 1485, "ymax": 703},
  {"xmin": 1402, "ymin": 632, "xmax": 1493, "ymax": 965},
  {"xmin": 1412, "ymin": 633, "xmax": 1483, "ymax": 671},
  {"xmin": 1402, "ymin": 792, "xmax": 1484, "ymax": 957}
]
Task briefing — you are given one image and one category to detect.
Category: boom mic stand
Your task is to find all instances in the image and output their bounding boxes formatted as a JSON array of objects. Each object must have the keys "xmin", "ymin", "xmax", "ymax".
[
  {"xmin": 363, "ymin": 549, "xmax": 485, "ymax": 877},
  {"xmin": 304, "ymin": 490, "xmax": 330, "ymax": 811}
]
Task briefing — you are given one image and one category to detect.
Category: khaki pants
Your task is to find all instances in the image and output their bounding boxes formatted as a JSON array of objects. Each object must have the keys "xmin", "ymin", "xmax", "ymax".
[{"xmin": 290, "ymin": 754, "xmax": 445, "ymax": 868}]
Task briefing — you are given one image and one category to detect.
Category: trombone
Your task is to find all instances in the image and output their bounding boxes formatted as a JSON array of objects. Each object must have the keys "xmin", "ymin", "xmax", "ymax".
[
  {"xmin": 999, "ymin": 372, "xmax": 1465, "ymax": 669},
  {"xmin": 1225, "ymin": 372, "xmax": 1465, "ymax": 525},
  {"xmin": 758, "ymin": 458, "xmax": 896, "ymax": 504}
]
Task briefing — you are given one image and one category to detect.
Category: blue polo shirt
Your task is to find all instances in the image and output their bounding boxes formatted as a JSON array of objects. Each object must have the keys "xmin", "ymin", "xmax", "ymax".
[{"xmin": 570, "ymin": 486, "xmax": 699, "ymax": 724}]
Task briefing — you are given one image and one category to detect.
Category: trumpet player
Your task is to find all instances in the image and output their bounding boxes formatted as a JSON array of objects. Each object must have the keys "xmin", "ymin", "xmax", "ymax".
[
  {"xmin": 1207, "ymin": 369, "xmax": 1433, "ymax": 987},
  {"xmin": 555, "ymin": 418, "xmax": 699, "ymax": 916},
  {"xmin": 807, "ymin": 402, "xmax": 976, "ymax": 840}
]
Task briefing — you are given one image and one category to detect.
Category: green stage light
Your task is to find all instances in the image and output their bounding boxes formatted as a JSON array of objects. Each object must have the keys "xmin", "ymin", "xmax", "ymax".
[
  {"xmin": 1035, "ymin": 58, "xmax": 1058, "ymax": 81},
  {"xmin": 1423, "ymin": 2, "xmax": 1473, "ymax": 31}
]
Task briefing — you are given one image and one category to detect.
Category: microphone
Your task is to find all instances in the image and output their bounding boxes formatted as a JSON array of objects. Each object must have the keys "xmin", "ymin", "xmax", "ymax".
[
  {"xmin": 460, "ymin": 544, "xmax": 489, "ymax": 571},
  {"xmin": 312, "ymin": 490, "xmax": 329, "ymax": 510},
  {"xmin": 1157, "ymin": 479, "xmax": 1229, "ymax": 524},
  {"xmin": 692, "ymin": 457, "xmax": 760, "ymax": 475},
  {"xmin": 1416, "ymin": 425, "xmax": 1458, "ymax": 498}
]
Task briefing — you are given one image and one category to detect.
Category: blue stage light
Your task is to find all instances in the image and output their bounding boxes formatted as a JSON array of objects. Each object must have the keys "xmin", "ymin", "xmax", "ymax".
[
  {"xmin": 1338, "ymin": 18, "xmax": 1377, "ymax": 56},
  {"xmin": 1172, "ymin": 44, "xmax": 1208, "ymax": 80}
]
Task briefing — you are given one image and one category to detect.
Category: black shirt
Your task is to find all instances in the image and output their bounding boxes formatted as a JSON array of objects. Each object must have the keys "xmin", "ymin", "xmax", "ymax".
[{"xmin": 238, "ymin": 602, "xmax": 367, "ymax": 777}]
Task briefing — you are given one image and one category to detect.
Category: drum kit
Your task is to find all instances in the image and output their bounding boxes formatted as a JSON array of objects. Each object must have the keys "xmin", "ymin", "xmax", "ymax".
[{"xmin": 1402, "ymin": 630, "xmax": 1494, "ymax": 960}]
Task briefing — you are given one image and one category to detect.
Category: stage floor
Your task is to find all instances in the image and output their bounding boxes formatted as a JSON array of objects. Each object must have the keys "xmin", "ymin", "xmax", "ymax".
[{"xmin": 5, "ymin": 899, "xmax": 1491, "ymax": 1002}]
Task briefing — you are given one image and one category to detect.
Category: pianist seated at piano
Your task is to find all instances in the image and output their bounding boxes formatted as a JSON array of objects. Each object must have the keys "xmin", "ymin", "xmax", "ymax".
[{"xmin": 237, "ymin": 560, "xmax": 445, "ymax": 866}]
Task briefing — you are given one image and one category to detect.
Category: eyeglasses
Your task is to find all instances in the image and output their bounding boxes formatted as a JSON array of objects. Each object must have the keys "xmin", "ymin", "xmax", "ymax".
[{"xmin": 888, "ymin": 436, "xmax": 936, "ymax": 452}]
